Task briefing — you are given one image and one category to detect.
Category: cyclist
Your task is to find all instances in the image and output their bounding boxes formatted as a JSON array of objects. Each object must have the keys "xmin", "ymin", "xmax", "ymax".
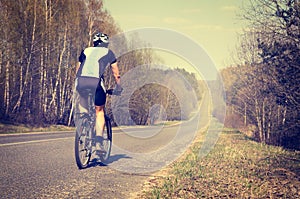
[{"xmin": 75, "ymin": 32, "xmax": 121, "ymax": 153}]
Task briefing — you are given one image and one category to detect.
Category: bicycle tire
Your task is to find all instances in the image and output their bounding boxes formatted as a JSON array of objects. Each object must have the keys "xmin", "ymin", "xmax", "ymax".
[
  {"xmin": 99, "ymin": 116, "xmax": 112, "ymax": 164},
  {"xmin": 75, "ymin": 117, "xmax": 91, "ymax": 169}
]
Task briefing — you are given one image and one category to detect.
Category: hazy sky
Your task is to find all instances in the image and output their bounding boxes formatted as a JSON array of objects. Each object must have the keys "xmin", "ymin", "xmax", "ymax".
[{"xmin": 103, "ymin": 0, "xmax": 248, "ymax": 70}]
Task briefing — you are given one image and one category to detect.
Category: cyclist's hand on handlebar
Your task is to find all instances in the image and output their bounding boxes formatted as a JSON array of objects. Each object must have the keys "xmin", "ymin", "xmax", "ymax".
[
  {"xmin": 114, "ymin": 84, "xmax": 123, "ymax": 96},
  {"xmin": 106, "ymin": 85, "xmax": 123, "ymax": 96}
]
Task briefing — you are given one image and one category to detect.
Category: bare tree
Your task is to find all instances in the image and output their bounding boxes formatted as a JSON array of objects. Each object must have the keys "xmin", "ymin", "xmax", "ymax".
[{"xmin": 223, "ymin": 0, "xmax": 299, "ymax": 148}]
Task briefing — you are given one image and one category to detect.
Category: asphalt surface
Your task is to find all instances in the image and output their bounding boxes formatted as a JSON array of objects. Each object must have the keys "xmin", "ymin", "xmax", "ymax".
[
  {"xmin": 0, "ymin": 130, "xmax": 149, "ymax": 199},
  {"xmin": 0, "ymin": 94, "xmax": 210, "ymax": 198}
]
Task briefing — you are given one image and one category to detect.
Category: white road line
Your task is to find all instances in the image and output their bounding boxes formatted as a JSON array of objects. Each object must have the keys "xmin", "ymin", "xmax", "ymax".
[
  {"xmin": 0, "ymin": 131, "xmax": 74, "ymax": 137},
  {"xmin": 0, "ymin": 137, "xmax": 73, "ymax": 147}
]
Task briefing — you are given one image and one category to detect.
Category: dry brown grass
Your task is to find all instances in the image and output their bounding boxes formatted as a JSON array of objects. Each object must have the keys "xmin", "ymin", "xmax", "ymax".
[
  {"xmin": 139, "ymin": 129, "xmax": 300, "ymax": 198},
  {"xmin": 0, "ymin": 123, "xmax": 75, "ymax": 134}
]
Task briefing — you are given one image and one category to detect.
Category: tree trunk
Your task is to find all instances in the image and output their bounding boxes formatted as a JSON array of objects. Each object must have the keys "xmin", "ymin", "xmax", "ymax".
[
  {"xmin": 262, "ymin": 99, "xmax": 266, "ymax": 142},
  {"xmin": 4, "ymin": 60, "xmax": 10, "ymax": 115},
  {"xmin": 49, "ymin": 26, "xmax": 68, "ymax": 112},
  {"xmin": 255, "ymin": 98, "xmax": 264, "ymax": 142},
  {"xmin": 13, "ymin": 0, "xmax": 37, "ymax": 112}
]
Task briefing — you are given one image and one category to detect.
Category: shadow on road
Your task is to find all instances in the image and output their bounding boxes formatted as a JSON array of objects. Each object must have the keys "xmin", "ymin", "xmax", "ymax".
[
  {"xmin": 107, "ymin": 154, "xmax": 132, "ymax": 163},
  {"xmin": 87, "ymin": 154, "xmax": 132, "ymax": 168}
]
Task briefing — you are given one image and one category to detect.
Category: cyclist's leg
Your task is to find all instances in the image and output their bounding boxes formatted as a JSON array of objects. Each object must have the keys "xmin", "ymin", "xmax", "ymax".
[
  {"xmin": 95, "ymin": 105, "xmax": 105, "ymax": 137},
  {"xmin": 94, "ymin": 81, "xmax": 106, "ymax": 138},
  {"xmin": 78, "ymin": 94, "xmax": 88, "ymax": 113},
  {"xmin": 76, "ymin": 77, "xmax": 96, "ymax": 113}
]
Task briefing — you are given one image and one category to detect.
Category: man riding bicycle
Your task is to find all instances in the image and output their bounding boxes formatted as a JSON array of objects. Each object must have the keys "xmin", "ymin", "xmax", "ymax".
[{"xmin": 75, "ymin": 32, "xmax": 121, "ymax": 153}]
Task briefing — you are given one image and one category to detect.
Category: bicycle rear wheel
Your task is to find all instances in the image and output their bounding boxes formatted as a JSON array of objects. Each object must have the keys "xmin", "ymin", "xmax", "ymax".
[
  {"xmin": 99, "ymin": 116, "xmax": 112, "ymax": 164},
  {"xmin": 75, "ymin": 117, "xmax": 91, "ymax": 169}
]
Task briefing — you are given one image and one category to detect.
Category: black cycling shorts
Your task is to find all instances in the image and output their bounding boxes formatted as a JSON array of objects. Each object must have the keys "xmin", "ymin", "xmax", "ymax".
[{"xmin": 76, "ymin": 76, "xmax": 106, "ymax": 107}]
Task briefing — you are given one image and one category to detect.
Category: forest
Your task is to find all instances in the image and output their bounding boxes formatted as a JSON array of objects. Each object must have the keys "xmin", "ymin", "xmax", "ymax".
[
  {"xmin": 219, "ymin": 0, "xmax": 299, "ymax": 150},
  {"xmin": 0, "ymin": 0, "xmax": 299, "ymax": 150},
  {"xmin": 0, "ymin": 0, "xmax": 202, "ymax": 127}
]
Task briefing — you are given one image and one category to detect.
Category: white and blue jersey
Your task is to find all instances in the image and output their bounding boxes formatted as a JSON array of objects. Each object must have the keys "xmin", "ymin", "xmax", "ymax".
[{"xmin": 76, "ymin": 46, "xmax": 117, "ymax": 78}]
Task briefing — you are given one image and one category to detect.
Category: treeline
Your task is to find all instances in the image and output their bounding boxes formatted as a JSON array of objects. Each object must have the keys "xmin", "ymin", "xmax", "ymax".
[
  {"xmin": 106, "ymin": 67, "xmax": 202, "ymax": 126},
  {"xmin": 221, "ymin": 0, "xmax": 299, "ymax": 150},
  {"xmin": 0, "ymin": 0, "xmax": 202, "ymax": 127},
  {"xmin": 0, "ymin": 0, "xmax": 121, "ymax": 125}
]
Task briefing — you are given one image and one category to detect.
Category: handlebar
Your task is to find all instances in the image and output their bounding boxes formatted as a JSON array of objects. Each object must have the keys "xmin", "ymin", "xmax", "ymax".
[{"xmin": 106, "ymin": 88, "xmax": 123, "ymax": 96}]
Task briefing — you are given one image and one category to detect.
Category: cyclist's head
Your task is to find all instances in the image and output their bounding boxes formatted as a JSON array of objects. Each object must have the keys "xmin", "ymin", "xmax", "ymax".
[{"xmin": 93, "ymin": 32, "xmax": 109, "ymax": 47}]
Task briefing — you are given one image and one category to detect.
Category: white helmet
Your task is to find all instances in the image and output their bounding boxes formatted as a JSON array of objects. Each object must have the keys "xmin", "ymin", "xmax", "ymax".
[{"xmin": 93, "ymin": 32, "xmax": 109, "ymax": 46}]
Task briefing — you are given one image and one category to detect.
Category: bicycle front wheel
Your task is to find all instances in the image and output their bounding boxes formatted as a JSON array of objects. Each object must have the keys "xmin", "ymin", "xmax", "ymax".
[
  {"xmin": 75, "ymin": 118, "xmax": 91, "ymax": 169},
  {"xmin": 99, "ymin": 116, "xmax": 112, "ymax": 164}
]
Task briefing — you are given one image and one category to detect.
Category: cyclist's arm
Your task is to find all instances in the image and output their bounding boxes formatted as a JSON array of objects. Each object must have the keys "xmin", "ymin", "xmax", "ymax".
[
  {"xmin": 75, "ymin": 62, "xmax": 81, "ymax": 74},
  {"xmin": 111, "ymin": 62, "xmax": 121, "ymax": 85},
  {"xmin": 76, "ymin": 50, "xmax": 85, "ymax": 75}
]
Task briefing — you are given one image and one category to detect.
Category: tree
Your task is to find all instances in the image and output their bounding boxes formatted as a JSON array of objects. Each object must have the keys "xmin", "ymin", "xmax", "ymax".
[
  {"xmin": 0, "ymin": 0, "xmax": 121, "ymax": 125},
  {"xmin": 223, "ymin": 0, "xmax": 299, "ymax": 149}
]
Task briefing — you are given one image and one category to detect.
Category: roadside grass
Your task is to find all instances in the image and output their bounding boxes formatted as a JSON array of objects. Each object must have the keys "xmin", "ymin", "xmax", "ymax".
[
  {"xmin": 0, "ymin": 119, "xmax": 180, "ymax": 134},
  {"xmin": 0, "ymin": 123, "xmax": 75, "ymax": 134},
  {"xmin": 140, "ymin": 129, "xmax": 300, "ymax": 198}
]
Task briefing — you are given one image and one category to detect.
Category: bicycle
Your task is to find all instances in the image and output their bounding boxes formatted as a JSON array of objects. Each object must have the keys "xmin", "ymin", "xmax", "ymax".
[{"xmin": 74, "ymin": 88, "xmax": 119, "ymax": 169}]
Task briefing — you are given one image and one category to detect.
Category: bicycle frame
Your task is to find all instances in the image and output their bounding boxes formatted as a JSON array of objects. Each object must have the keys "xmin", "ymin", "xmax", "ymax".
[{"xmin": 75, "ymin": 88, "xmax": 116, "ymax": 169}]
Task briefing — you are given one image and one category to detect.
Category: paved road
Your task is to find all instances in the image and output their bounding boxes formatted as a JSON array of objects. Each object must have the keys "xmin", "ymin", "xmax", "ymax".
[
  {"xmin": 0, "ymin": 130, "xmax": 149, "ymax": 199},
  {"xmin": 0, "ymin": 94, "xmax": 210, "ymax": 198}
]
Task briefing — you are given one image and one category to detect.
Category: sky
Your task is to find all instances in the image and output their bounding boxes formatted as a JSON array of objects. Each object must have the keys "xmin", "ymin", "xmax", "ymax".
[{"xmin": 103, "ymin": 0, "xmax": 249, "ymax": 72}]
